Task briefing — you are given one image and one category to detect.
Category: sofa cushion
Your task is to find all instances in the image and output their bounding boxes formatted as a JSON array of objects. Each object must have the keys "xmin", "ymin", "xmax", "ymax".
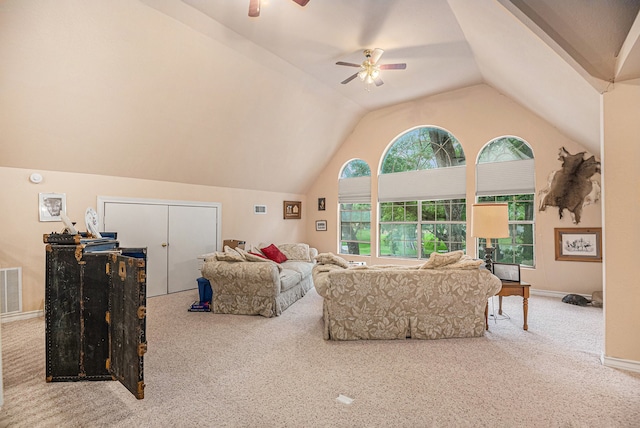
[
  {"xmin": 261, "ymin": 244, "xmax": 288, "ymax": 263},
  {"xmin": 281, "ymin": 260, "xmax": 314, "ymax": 279},
  {"xmin": 277, "ymin": 243, "xmax": 311, "ymax": 261},
  {"xmin": 279, "ymin": 269, "xmax": 302, "ymax": 292}
]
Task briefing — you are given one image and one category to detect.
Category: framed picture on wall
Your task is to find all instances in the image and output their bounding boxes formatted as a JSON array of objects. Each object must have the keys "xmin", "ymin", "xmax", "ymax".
[
  {"xmin": 39, "ymin": 193, "xmax": 66, "ymax": 222},
  {"xmin": 555, "ymin": 227, "xmax": 602, "ymax": 262},
  {"xmin": 318, "ymin": 198, "xmax": 326, "ymax": 211},
  {"xmin": 316, "ymin": 220, "xmax": 327, "ymax": 231},
  {"xmin": 283, "ymin": 201, "xmax": 302, "ymax": 219}
]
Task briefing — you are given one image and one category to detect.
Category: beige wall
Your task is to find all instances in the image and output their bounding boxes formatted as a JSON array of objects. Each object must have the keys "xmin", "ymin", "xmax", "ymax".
[
  {"xmin": 306, "ymin": 84, "xmax": 603, "ymax": 295},
  {"xmin": 602, "ymin": 79, "xmax": 640, "ymax": 363},
  {"xmin": 0, "ymin": 166, "xmax": 306, "ymax": 313},
  {"xmin": 0, "ymin": 0, "xmax": 361, "ymax": 195}
]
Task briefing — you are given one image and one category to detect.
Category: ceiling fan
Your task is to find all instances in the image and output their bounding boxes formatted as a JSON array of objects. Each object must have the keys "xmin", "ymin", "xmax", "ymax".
[
  {"xmin": 249, "ymin": 0, "xmax": 310, "ymax": 17},
  {"xmin": 336, "ymin": 48, "xmax": 407, "ymax": 87}
]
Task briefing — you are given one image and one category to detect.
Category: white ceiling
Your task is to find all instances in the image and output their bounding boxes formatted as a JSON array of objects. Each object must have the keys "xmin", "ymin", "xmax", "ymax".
[
  {"xmin": 142, "ymin": 0, "xmax": 640, "ymax": 158},
  {"xmin": 5, "ymin": 1, "xmax": 638, "ymax": 194}
]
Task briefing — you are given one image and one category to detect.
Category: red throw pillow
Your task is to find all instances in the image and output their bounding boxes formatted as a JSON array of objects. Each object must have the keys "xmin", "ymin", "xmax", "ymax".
[{"xmin": 260, "ymin": 244, "xmax": 288, "ymax": 263}]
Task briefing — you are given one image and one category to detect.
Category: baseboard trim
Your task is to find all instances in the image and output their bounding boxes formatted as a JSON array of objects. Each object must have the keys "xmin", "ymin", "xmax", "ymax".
[
  {"xmin": 601, "ymin": 353, "xmax": 640, "ymax": 374},
  {"xmin": 1, "ymin": 310, "xmax": 44, "ymax": 323}
]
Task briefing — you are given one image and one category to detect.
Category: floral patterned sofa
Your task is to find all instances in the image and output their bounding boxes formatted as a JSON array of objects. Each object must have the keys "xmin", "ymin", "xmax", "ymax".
[
  {"xmin": 312, "ymin": 251, "xmax": 502, "ymax": 340},
  {"xmin": 201, "ymin": 243, "xmax": 317, "ymax": 317}
]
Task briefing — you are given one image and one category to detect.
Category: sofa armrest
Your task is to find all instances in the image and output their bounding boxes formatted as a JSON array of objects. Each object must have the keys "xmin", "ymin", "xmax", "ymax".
[
  {"xmin": 309, "ymin": 247, "xmax": 318, "ymax": 260},
  {"xmin": 202, "ymin": 260, "xmax": 282, "ymax": 297}
]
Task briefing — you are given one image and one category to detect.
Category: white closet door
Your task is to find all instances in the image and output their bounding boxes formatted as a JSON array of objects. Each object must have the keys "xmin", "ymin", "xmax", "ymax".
[
  {"xmin": 168, "ymin": 205, "xmax": 218, "ymax": 293},
  {"xmin": 103, "ymin": 203, "xmax": 169, "ymax": 297}
]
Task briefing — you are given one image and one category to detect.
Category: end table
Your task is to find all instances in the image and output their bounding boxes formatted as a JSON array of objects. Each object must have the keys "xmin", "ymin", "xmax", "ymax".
[{"xmin": 486, "ymin": 280, "xmax": 531, "ymax": 331}]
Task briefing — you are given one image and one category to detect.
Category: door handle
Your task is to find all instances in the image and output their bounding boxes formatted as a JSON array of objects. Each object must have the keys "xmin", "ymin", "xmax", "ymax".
[{"xmin": 161, "ymin": 243, "xmax": 168, "ymax": 248}]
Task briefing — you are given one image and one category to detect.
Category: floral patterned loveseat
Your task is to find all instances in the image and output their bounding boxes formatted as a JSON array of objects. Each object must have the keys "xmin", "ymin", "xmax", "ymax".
[
  {"xmin": 201, "ymin": 243, "xmax": 317, "ymax": 317},
  {"xmin": 311, "ymin": 251, "xmax": 502, "ymax": 340}
]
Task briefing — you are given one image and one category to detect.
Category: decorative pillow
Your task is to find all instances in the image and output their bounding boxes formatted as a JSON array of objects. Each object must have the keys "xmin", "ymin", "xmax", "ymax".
[
  {"xmin": 260, "ymin": 244, "xmax": 288, "ymax": 264},
  {"xmin": 247, "ymin": 251, "xmax": 268, "ymax": 260},
  {"xmin": 277, "ymin": 243, "xmax": 310, "ymax": 261},
  {"xmin": 314, "ymin": 252, "xmax": 350, "ymax": 268},
  {"xmin": 214, "ymin": 246, "xmax": 245, "ymax": 262},
  {"xmin": 250, "ymin": 246, "xmax": 265, "ymax": 256},
  {"xmin": 420, "ymin": 250, "xmax": 464, "ymax": 269},
  {"xmin": 439, "ymin": 255, "xmax": 484, "ymax": 270},
  {"xmin": 235, "ymin": 247, "xmax": 269, "ymax": 262}
]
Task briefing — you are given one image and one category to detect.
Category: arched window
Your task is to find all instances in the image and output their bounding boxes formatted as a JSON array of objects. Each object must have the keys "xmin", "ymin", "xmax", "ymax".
[
  {"xmin": 476, "ymin": 136, "xmax": 535, "ymax": 266},
  {"xmin": 378, "ymin": 127, "xmax": 466, "ymax": 259},
  {"xmin": 339, "ymin": 159, "xmax": 371, "ymax": 256}
]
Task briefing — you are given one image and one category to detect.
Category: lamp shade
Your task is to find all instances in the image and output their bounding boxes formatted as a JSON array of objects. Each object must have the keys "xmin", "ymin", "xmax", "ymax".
[{"xmin": 471, "ymin": 203, "xmax": 509, "ymax": 242}]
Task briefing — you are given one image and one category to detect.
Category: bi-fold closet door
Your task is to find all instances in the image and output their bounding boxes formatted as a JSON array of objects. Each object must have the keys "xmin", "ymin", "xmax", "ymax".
[{"xmin": 102, "ymin": 200, "xmax": 220, "ymax": 297}]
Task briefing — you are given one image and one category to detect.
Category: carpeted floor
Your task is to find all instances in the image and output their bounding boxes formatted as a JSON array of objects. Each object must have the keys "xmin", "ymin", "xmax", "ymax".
[{"xmin": 1, "ymin": 288, "xmax": 639, "ymax": 427}]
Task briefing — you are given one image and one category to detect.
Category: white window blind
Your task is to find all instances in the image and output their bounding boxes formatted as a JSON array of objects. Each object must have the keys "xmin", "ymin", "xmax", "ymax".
[
  {"xmin": 338, "ymin": 176, "xmax": 371, "ymax": 204},
  {"xmin": 378, "ymin": 166, "xmax": 466, "ymax": 202},
  {"xmin": 476, "ymin": 159, "xmax": 535, "ymax": 196}
]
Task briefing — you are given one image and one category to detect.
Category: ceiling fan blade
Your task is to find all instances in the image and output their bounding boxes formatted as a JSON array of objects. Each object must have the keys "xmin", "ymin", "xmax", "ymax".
[
  {"xmin": 336, "ymin": 61, "xmax": 362, "ymax": 68},
  {"xmin": 292, "ymin": 0, "xmax": 310, "ymax": 6},
  {"xmin": 369, "ymin": 48, "xmax": 384, "ymax": 65},
  {"xmin": 341, "ymin": 73, "xmax": 359, "ymax": 84},
  {"xmin": 379, "ymin": 63, "xmax": 407, "ymax": 70},
  {"xmin": 374, "ymin": 76, "xmax": 384, "ymax": 86},
  {"xmin": 248, "ymin": 0, "xmax": 260, "ymax": 17}
]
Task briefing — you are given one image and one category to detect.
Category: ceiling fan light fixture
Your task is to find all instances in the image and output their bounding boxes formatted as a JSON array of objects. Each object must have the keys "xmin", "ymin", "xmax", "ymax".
[{"xmin": 336, "ymin": 48, "xmax": 406, "ymax": 88}]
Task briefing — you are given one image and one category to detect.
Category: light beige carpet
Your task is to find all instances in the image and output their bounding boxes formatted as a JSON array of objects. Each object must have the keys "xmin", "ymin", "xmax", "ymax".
[{"xmin": 1, "ymin": 288, "xmax": 639, "ymax": 427}]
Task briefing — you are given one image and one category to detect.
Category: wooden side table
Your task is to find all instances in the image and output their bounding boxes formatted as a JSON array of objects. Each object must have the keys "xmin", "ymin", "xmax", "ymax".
[{"xmin": 486, "ymin": 280, "xmax": 531, "ymax": 331}]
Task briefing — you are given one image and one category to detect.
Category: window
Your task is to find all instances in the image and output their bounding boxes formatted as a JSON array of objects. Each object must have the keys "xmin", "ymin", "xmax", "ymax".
[
  {"xmin": 476, "ymin": 137, "xmax": 535, "ymax": 266},
  {"xmin": 339, "ymin": 160, "xmax": 371, "ymax": 256},
  {"xmin": 379, "ymin": 127, "xmax": 466, "ymax": 259}
]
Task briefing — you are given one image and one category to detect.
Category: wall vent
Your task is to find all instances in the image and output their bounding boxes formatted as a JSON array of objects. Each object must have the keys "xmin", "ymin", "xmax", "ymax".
[
  {"xmin": 254, "ymin": 205, "xmax": 267, "ymax": 215},
  {"xmin": 0, "ymin": 267, "xmax": 22, "ymax": 315}
]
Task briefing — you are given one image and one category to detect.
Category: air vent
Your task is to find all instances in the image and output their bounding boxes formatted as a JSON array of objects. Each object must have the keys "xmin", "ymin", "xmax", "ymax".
[
  {"xmin": 254, "ymin": 205, "xmax": 267, "ymax": 215},
  {"xmin": 1, "ymin": 267, "xmax": 22, "ymax": 314}
]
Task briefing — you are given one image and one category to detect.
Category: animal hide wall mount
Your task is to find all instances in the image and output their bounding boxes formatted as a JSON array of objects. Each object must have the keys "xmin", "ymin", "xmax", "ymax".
[{"xmin": 539, "ymin": 147, "xmax": 601, "ymax": 224}]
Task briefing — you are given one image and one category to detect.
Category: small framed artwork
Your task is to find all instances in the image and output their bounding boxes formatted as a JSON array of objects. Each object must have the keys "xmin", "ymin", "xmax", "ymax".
[
  {"xmin": 283, "ymin": 201, "xmax": 302, "ymax": 219},
  {"xmin": 318, "ymin": 197, "xmax": 326, "ymax": 211},
  {"xmin": 492, "ymin": 263, "xmax": 520, "ymax": 282},
  {"xmin": 39, "ymin": 193, "xmax": 66, "ymax": 222},
  {"xmin": 555, "ymin": 227, "xmax": 602, "ymax": 262},
  {"xmin": 316, "ymin": 220, "xmax": 327, "ymax": 231}
]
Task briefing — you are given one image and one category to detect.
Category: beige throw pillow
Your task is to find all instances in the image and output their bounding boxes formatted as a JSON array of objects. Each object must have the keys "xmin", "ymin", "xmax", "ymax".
[
  {"xmin": 214, "ymin": 246, "xmax": 245, "ymax": 262},
  {"xmin": 314, "ymin": 252, "xmax": 350, "ymax": 268},
  {"xmin": 277, "ymin": 243, "xmax": 311, "ymax": 261},
  {"xmin": 420, "ymin": 250, "xmax": 464, "ymax": 269},
  {"xmin": 236, "ymin": 247, "xmax": 270, "ymax": 263},
  {"xmin": 439, "ymin": 255, "xmax": 484, "ymax": 270}
]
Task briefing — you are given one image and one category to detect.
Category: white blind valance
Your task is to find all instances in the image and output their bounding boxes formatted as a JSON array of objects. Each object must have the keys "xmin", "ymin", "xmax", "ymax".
[
  {"xmin": 378, "ymin": 166, "xmax": 466, "ymax": 202},
  {"xmin": 476, "ymin": 159, "xmax": 535, "ymax": 196},
  {"xmin": 338, "ymin": 176, "xmax": 371, "ymax": 204}
]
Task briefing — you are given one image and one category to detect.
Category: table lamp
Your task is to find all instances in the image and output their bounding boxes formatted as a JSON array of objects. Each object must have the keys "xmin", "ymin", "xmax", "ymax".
[{"xmin": 471, "ymin": 203, "xmax": 509, "ymax": 272}]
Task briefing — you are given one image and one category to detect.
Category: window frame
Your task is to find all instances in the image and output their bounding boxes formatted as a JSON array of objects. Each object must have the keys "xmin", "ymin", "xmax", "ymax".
[{"xmin": 476, "ymin": 136, "xmax": 535, "ymax": 267}]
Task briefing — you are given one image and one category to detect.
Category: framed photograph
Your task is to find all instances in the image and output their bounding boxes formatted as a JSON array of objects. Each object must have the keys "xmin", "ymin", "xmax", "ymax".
[
  {"xmin": 555, "ymin": 227, "xmax": 602, "ymax": 262},
  {"xmin": 316, "ymin": 220, "xmax": 327, "ymax": 231},
  {"xmin": 318, "ymin": 197, "xmax": 326, "ymax": 211},
  {"xmin": 283, "ymin": 201, "xmax": 302, "ymax": 219},
  {"xmin": 39, "ymin": 193, "xmax": 66, "ymax": 222},
  {"xmin": 492, "ymin": 263, "xmax": 520, "ymax": 282}
]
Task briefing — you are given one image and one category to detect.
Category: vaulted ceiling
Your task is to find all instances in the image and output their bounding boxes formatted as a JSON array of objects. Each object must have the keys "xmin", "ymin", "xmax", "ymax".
[
  {"xmin": 145, "ymin": 0, "xmax": 640, "ymax": 160},
  {"xmin": 2, "ymin": 1, "xmax": 640, "ymax": 194}
]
